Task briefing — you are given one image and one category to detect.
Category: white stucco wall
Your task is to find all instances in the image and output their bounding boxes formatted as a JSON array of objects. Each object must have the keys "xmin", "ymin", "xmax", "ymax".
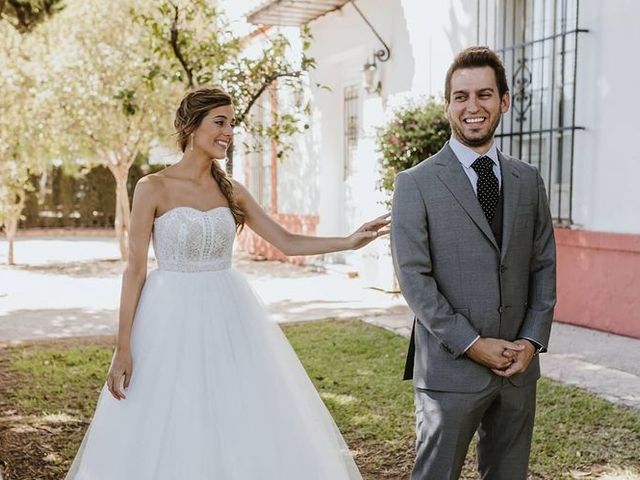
[
  {"xmin": 308, "ymin": 0, "xmax": 401, "ymax": 237},
  {"xmin": 571, "ymin": 0, "xmax": 640, "ymax": 234},
  {"xmin": 275, "ymin": 81, "xmax": 321, "ymax": 215},
  {"xmin": 401, "ymin": 0, "xmax": 479, "ymax": 98}
]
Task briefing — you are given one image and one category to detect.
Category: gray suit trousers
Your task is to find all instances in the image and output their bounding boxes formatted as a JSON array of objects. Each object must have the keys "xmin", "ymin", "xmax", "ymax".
[{"xmin": 412, "ymin": 379, "xmax": 536, "ymax": 480}]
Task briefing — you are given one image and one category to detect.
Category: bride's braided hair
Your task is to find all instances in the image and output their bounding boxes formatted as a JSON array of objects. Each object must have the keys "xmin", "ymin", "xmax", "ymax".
[{"xmin": 174, "ymin": 86, "xmax": 245, "ymax": 231}]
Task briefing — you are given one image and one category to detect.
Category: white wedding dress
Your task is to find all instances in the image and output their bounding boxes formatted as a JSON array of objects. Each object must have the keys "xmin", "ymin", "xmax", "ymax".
[{"xmin": 65, "ymin": 206, "xmax": 362, "ymax": 480}]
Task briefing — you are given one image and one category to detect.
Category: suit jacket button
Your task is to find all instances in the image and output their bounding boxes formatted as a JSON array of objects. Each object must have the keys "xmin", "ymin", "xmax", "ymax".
[
  {"xmin": 498, "ymin": 306, "xmax": 504, "ymax": 314},
  {"xmin": 500, "ymin": 265, "xmax": 507, "ymax": 273}
]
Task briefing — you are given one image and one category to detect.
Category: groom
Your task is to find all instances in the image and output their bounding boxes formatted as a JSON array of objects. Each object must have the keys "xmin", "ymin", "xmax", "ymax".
[{"xmin": 391, "ymin": 46, "xmax": 556, "ymax": 479}]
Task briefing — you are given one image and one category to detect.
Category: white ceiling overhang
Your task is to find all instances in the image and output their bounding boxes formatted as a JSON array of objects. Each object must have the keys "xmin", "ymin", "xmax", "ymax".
[{"xmin": 246, "ymin": 0, "xmax": 350, "ymax": 26}]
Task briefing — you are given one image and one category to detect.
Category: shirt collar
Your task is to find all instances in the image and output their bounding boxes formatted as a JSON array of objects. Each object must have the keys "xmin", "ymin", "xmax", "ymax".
[{"xmin": 449, "ymin": 135, "xmax": 499, "ymax": 170}]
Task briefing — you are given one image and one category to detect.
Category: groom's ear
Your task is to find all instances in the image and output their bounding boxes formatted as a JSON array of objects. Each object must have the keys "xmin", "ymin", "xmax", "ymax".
[{"xmin": 500, "ymin": 91, "xmax": 510, "ymax": 113}]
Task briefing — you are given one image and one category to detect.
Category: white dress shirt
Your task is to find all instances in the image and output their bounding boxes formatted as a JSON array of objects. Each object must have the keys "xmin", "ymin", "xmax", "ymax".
[{"xmin": 448, "ymin": 135, "xmax": 502, "ymax": 194}]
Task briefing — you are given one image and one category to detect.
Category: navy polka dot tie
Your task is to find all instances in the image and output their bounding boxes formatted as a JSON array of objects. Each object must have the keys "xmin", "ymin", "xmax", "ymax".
[{"xmin": 471, "ymin": 156, "xmax": 499, "ymax": 223}]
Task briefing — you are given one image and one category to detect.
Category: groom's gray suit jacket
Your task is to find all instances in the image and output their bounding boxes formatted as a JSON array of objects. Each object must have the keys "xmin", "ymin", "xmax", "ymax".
[{"xmin": 391, "ymin": 143, "xmax": 556, "ymax": 392}]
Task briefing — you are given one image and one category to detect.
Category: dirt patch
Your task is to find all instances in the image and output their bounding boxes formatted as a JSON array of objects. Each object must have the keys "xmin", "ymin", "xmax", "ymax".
[{"xmin": 351, "ymin": 441, "xmax": 414, "ymax": 479}]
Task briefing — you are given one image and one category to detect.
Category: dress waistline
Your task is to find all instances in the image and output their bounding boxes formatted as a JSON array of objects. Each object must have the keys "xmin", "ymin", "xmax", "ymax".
[{"xmin": 156, "ymin": 260, "xmax": 232, "ymax": 273}]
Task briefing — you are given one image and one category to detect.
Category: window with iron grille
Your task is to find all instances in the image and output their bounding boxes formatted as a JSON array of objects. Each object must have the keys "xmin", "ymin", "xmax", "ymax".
[
  {"xmin": 343, "ymin": 84, "xmax": 360, "ymax": 180},
  {"xmin": 477, "ymin": 0, "xmax": 588, "ymax": 224}
]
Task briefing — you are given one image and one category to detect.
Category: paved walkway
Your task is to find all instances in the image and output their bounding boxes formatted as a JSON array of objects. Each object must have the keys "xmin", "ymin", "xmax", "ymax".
[{"xmin": 1, "ymin": 236, "xmax": 639, "ymax": 410}]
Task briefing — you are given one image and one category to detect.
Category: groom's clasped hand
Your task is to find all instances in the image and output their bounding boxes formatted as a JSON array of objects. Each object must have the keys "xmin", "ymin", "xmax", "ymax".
[
  {"xmin": 492, "ymin": 338, "xmax": 537, "ymax": 377},
  {"xmin": 466, "ymin": 337, "xmax": 536, "ymax": 377}
]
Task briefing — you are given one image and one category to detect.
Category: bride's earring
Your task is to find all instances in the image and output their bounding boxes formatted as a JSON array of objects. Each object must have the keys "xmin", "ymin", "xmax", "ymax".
[{"xmin": 190, "ymin": 133, "xmax": 194, "ymax": 152}]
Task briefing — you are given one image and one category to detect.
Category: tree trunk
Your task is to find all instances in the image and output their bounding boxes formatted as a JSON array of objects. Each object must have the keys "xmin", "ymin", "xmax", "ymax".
[
  {"xmin": 3, "ymin": 191, "xmax": 25, "ymax": 266},
  {"xmin": 5, "ymin": 216, "xmax": 18, "ymax": 266},
  {"xmin": 113, "ymin": 170, "xmax": 131, "ymax": 261}
]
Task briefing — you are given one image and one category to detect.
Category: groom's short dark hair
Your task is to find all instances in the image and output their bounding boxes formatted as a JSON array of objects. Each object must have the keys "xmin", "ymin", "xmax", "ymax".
[{"xmin": 444, "ymin": 46, "xmax": 509, "ymax": 101}]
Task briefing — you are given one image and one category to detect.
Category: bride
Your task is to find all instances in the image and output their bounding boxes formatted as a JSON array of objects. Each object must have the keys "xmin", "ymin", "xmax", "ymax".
[{"xmin": 65, "ymin": 86, "xmax": 390, "ymax": 479}]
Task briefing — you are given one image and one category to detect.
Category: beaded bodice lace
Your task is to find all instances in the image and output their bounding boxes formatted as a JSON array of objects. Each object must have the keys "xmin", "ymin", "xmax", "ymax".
[{"xmin": 152, "ymin": 206, "xmax": 236, "ymax": 272}]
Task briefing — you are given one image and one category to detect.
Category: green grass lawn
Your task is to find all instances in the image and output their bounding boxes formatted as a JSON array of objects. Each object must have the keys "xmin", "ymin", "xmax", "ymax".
[{"xmin": 1, "ymin": 319, "xmax": 639, "ymax": 479}]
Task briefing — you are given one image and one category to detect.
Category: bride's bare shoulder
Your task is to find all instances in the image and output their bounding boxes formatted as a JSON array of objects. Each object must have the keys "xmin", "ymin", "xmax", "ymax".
[{"xmin": 133, "ymin": 171, "xmax": 167, "ymax": 204}]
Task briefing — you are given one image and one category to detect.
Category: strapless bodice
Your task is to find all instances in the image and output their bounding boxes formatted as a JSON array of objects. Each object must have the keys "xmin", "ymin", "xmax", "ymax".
[{"xmin": 152, "ymin": 207, "xmax": 236, "ymax": 272}]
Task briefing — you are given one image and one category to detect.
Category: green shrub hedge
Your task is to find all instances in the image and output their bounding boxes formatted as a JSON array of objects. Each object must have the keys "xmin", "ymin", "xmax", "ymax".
[{"xmin": 376, "ymin": 98, "xmax": 450, "ymax": 202}]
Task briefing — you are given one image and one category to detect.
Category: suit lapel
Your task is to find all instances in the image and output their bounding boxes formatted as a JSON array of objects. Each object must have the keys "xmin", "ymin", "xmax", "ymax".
[
  {"xmin": 435, "ymin": 144, "xmax": 499, "ymax": 251},
  {"xmin": 499, "ymin": 152, "xmax": 521, "ymax": 260}
]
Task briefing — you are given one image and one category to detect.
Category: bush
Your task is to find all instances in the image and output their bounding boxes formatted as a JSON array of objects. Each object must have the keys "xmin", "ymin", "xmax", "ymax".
[
  {"xmin": 20, "ymin": 163, "xmax": 165, "ymax": 229},
  {"xmin": 376, "ymin": 98, "xmax": 450, "ymax": 201}
]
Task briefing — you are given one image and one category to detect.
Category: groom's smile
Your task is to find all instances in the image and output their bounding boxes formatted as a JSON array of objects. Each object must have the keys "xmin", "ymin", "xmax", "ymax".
[{"xmin": 463, "ymin": 116, "xmax": 487, "ymax": 124}]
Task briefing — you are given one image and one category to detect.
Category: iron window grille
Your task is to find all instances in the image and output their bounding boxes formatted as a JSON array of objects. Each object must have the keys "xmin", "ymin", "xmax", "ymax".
[{"xmin": 477, "ymin": 0, "xmax": 588, "ymax": 225}]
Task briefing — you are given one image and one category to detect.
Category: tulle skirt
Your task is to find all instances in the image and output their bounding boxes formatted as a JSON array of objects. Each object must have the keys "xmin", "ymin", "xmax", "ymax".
[{"xmin": 65, "ymin": 267, "xmax": 362, "ymax": 479}]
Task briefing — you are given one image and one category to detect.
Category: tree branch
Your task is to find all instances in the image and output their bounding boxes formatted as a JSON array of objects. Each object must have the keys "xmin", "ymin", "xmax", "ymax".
[
  {"xmin": 169, "ymin": 1, "xmax": 193, "ymax": 88},
  {"xmin": 126, "ymin": 111, "xmax": 148, "ymax": 169},
  {"xmin": 238, "ymin": 70, "xmax": 302, "ymax": 124},
  {"xmin": 84, "ymin": 131, "xmax": 111, "ymax": 156}
]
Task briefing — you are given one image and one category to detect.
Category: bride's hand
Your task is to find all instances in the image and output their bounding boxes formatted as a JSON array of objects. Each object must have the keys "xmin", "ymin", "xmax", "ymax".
[
  {"xmin": 107, "ymin": 348, "xmax": 133, "ymax": 400},
  {"xmin": 348, "ymin": 212, "xmax": 391, "ymax": 250}
]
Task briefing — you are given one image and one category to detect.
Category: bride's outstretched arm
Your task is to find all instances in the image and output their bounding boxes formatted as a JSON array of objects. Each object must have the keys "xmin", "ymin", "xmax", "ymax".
[
  {"xmin": 107, "ymin": 177, "xmax": 156, "ymax": 400},
  {"xmin": 233, "ymin": 180, "xmax": 390, "ymax": 256}
]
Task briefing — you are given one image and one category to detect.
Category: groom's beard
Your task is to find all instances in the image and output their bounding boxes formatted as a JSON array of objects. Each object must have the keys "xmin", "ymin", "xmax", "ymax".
[{"xmin": 450, "ymin": 113, "xmax": 502, "ymax": 148}]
